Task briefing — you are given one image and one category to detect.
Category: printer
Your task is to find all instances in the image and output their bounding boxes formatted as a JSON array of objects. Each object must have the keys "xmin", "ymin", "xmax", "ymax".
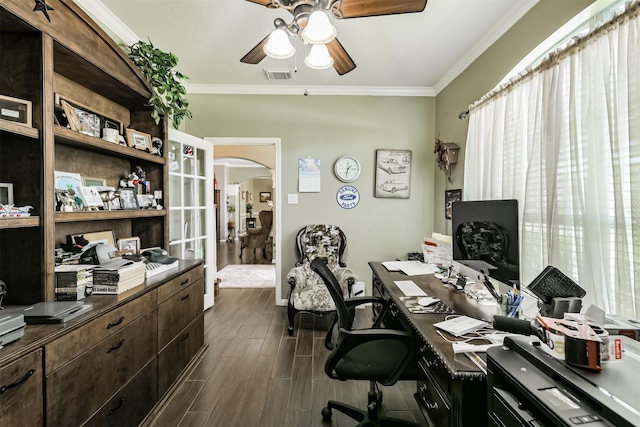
[{"xmin": 487, "ymin": 335, "xmax": 640, "ymax": 426}]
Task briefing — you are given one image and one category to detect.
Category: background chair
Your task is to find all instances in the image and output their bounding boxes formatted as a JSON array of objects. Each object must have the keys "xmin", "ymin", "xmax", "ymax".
[
  {"xmin": 286, "ymin": 224, "xmax": 357, "ymax": 336},
  {"xmin": 239, "ymin": 210, "xmax": 273, "ymax": 259},
  {"xmin": 310, "ymin": 258, "xmax": 418, "ymax": 426}
]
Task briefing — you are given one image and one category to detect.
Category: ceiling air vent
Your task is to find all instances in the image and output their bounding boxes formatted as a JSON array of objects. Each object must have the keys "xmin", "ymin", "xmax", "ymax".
[{"xmin": 263, "ymin": 68, "xmax": 293, "ymax": 80}]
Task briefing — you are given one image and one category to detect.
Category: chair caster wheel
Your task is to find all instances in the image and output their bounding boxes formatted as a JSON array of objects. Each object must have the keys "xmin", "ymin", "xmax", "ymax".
[
  {"xmin": 287, "ymin": 326, "xmax": 294, "ymax": 336},
  {"xmin": 321, "ymin": 407, "xmax": 332, "ymax": 421}
]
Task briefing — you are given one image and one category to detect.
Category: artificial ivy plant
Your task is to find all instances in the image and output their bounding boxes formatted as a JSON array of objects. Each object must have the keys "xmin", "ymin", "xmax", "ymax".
[{"xmin": 124, "ymin": 39, "xmax": 192, "ymax": 129}]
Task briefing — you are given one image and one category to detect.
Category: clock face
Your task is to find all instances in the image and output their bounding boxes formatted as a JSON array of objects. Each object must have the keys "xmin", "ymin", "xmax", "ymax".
[{"xmin": 334, "ymin": 156, "xmax": 361, "ymax": 182}]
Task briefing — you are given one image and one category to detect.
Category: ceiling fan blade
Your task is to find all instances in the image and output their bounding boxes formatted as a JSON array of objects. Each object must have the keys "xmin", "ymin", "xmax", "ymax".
[
  {"xmin": 241, "ymin": 35, "xmax": 269, "ymax": 64},
  {"xmin": 333, "ymin": 0, "xmax": 427, "ymax": 19},
  {"xmin": 245, "ymin": 0, "xmax": 275, "ymax": 7},
  {"xmin": 327, "ymin": 38, "xmax": 356, "ymax": 75}
]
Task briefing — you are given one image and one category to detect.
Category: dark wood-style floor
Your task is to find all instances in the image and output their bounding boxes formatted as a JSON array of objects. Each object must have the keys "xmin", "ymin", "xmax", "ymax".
[{"xmin": 144, "ymin": 242, "xmax": 427, "ymax": 427}]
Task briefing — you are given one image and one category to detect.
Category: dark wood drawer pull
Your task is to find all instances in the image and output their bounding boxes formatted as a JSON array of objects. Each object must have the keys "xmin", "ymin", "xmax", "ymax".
[
  {"xmin": 107, "ymin": 396, "xmax": 126, "ymax": 416},
  {"xmin": 107, "ymin": 338, "xmax": 125, "ymax": 353},
  {"xmin": 181, "ymin": 293, "xmax": 190, "ymax": 301},
  {"xmin": 106, "ymin": 316, "xmax": 125, "ymax": 329},
  {"xmin": 0, "ymin": 369, "xmax": 35, "ymax": 395},
  {"xmin": 180, "ymin": 278, "xmax": 189, "ymax": 286},
  {"xmin": 181, "ymin": 333, "xmax": 190, "ymax": 342}
]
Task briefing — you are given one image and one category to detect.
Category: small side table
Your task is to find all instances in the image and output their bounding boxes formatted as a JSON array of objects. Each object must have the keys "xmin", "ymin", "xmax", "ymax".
[{"xmin": 246, "ymin": 217, "xmax": 256, "ymax": 229}]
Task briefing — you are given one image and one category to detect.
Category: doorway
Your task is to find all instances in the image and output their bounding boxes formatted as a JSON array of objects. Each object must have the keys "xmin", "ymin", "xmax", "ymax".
[{"xmin": 207, "ymin": 137, "xmax": 282, "ymax": 305}]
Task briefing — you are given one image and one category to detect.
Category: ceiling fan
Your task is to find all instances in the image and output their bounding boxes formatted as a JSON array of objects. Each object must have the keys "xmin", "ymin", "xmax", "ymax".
[{"xmin": 241, "ymin": 0, "xmax": 428, "ymax": 75}]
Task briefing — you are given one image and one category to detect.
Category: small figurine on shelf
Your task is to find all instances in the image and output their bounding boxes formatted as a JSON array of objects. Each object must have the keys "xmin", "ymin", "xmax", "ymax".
[
  {"xmin": 151, "ymin": 137, "xmax": 163, "ymax": 156},
  {"xmin": 119, "ymin": 166, "xmax": 146, "ymax": 188},
  {"xmin": 0, "ymin": 204, "xmax": 33, "ymax": 217}
]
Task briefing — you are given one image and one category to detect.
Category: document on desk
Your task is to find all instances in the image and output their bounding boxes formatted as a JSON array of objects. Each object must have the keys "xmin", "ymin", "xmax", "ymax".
[{"xmin": 382, "ymin": 261, "xmax": 439, "ymax": 276}]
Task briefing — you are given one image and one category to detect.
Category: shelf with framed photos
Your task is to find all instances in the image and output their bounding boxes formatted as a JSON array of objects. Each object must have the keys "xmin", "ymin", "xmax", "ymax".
[
  {"xmin": 55, "ymin": 208, "xmax": 166, "ymax": 223},
  {"xmin": 0, "ymin": 0, "xmax": 170, "ymax": 307},
  {"xmin": 54, "ymin": 125, "xmax": 165, "ymax": 165}
]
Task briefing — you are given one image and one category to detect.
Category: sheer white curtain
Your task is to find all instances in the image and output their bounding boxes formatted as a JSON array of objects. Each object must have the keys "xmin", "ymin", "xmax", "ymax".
[{"xmin": 464, "ymin": 4, "xmax": 640, "ymax": 317}]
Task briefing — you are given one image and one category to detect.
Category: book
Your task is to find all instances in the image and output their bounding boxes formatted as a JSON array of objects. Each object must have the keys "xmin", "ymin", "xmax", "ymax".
[{"xmin": 92, "ymin": 261, "xmax": 145, "ymax": 294}]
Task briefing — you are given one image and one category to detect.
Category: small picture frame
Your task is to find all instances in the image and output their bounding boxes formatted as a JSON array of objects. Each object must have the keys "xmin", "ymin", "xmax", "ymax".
[
  {"xmin": 104, "ymin": 197, "xmax": 121, "ymax": 211},
  {"xmin": 259, "ymin": 192, "xmax": 271, "ymax": 203},
  {"xmin": 136, "ymin": 194, "xmax": 155, "ymax": 209},
  {"xmin": 118, "ymin": 188, "xmax": 139, "ymax": 209},
  {"xmin": 0, "ymin": 183, "xmax": 14, "ymax": 205},
  {"xmin": 68, "ymin": 230, "xmax": 116, "ymax": 248},
  {"xmin": 0, "ymin": 94, "xmax": 32, "ymax": 127},
  {"xmin": 76, "ymin": 186, "xmax": 104, "ymax": 208},
  {"xmin": 445, "ymin": 189, "xmax": 462, "ymax": 220},
  {"xmin": 126, "ymin": 129, "xmax": 152, "ymax": 152},
  {"xmin": 82, "ymin": 177, "xmax": 106, "ymax": 187},
  {"xmin": 117, "ymin": 237, "xmax": 141, "ymax": 255}
]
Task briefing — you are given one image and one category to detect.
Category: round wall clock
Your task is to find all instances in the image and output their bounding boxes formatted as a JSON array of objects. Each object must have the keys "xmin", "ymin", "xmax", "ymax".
[
  {"xmin": 336, "ymin": 185, "xmax": 360, "ymax": 209},
  {"xmin": 334, "ymin": 156, "xmax": 361, "ymax": 182}
]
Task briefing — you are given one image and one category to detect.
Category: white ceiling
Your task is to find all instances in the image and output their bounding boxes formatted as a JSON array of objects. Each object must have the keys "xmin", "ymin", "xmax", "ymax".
[{"xmin": 78, "ymin": 0, "xmax": 538, "ymax": 96}]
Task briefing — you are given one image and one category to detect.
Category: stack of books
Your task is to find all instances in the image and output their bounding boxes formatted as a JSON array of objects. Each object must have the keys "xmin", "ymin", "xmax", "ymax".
[
  {"xmin": 92, "ymin": 261, "xmax": 146, "ymax": 294},
  {"xmin": 54, "ymin": 264, "xmax": 94, "ymax": 300}
]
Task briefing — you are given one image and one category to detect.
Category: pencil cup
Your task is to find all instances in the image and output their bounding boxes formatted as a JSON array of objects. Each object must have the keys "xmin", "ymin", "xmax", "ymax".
[{"xmin": 500, "ymin": 302, "xmax": 523, "ymax": 319}]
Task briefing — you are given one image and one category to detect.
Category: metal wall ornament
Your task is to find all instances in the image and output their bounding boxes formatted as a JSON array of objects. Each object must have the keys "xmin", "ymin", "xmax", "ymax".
[{"xmin": 434, "ymin": 138, "xmax": 460, "ymax": 183}]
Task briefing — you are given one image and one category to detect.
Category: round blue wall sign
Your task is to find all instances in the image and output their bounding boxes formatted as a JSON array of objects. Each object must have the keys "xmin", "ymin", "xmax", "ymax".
[{"xmin": 336, "ymin": 185, "xmax": 360, "ymax": 209}]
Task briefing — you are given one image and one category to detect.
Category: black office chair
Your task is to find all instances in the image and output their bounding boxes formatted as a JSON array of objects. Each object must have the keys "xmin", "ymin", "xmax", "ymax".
[{"xmin": 310, "ymin": 258, "xmax": 419, "ymax": 427}]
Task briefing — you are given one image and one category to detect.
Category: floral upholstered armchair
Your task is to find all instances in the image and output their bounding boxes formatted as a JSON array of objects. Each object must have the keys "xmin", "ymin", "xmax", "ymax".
[{"xmin": 286, "ymin": 224, "xmax": 357, "ymax": 336}]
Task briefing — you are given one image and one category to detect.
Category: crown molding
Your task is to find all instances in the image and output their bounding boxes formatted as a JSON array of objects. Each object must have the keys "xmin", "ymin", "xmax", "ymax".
[
  {"xmin": 74, "ymin": 0, "xmax": 140, "ymax": 45},
  {"xmin": 186, "ymin": 84, "xmax": 434, "ymax": 97},
  {"xmin": 432, "ymin": 0, "xmax": 538, "ymax": 94}
]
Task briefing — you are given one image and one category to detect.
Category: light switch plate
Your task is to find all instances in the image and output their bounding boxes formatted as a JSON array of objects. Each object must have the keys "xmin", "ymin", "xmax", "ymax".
[{"xmin": 288, "ymin": 194, "xmax": 298, "ymax": 204}]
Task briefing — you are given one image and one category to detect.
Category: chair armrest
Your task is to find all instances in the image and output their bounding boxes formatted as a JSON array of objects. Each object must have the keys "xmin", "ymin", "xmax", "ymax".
[{"xmin": 344, "ymin": 296, "xmax": 388, "ymax": 307}]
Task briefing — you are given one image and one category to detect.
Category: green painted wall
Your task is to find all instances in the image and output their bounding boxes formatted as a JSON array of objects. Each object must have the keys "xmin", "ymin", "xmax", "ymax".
[{"xmin": 185, "ymin": 94, "xmax": 435, "ymax": 295}]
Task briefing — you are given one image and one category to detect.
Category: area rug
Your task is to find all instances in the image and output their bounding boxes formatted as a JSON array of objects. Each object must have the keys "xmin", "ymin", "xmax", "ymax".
[{"xmin": 217, "ymin": 264, "xmax": 276, "ymax": 288}]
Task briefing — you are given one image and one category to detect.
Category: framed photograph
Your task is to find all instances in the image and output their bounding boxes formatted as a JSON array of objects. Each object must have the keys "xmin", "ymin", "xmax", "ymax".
[
  {"xmin": 374, "ymin": 149, "xmax": 412, "ymax": 199},
  {"xmin": 104, "ymin": 197, "xmax": 121, "ymax": 211},
  {"xmin": 136, "ymin": 194, "xmax": 156, "ymax": 209},
  {"xmin": 82, "ymin": 177, "xmax": 106, "ymax": 187},
  {"xmin": 259, "ymin": 191, "xmax": 271, "ymax": 203},
  {"xmin": 0, "ymin": 183, "xmax": 14, "ymax": 205},
  {"xmin": 67, "ymin": 230, "xmax": 116, "ymax": 248},
  {"xmin": 0, "ymin": 94, "xmax": 32, "ymax": 127},
  {"xmin": 117, "ymin": 237, "xmax": 141, "ymax": 255},
  {"xmin": 76, "ymin": 186, "xmax": 104, "ymax": 208},
  {"xmin": 118, "ymin": 188, "xmax": 139, "ymax": 209},
  {"xmin": 126, "ymin": 129, "xmax": 152, "ymax": 152},
  {"xmin": 75, "ymin": 109, "xmax": 100, "ymax": 138},
  {"xmin": 445, "ymin": 189, "xmax": 462, "ymax": 220},
  {"xmin": 61, "ymin": 100, "xmax": 81, "ymax": 133}
]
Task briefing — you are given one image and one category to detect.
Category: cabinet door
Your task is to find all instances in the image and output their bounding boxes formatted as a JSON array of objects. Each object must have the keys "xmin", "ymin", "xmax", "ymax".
[
  {"xmin": 167, "ymin": 129, "xmax": 215, "ymax": 309},
  {"xmin": 0, "ymin": 349, "xmax": 44, "ymax": 426}
]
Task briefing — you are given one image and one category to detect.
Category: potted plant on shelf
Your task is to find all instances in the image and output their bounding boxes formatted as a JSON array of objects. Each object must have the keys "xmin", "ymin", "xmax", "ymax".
[{"xmin": 124, "ymin": 39, "xmax": 192, "ymax": 129}]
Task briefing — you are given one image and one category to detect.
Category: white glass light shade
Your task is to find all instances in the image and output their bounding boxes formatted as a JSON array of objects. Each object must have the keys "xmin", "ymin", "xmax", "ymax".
[
  {"xmin": 302, "ymin": 11, "xmax": 337, "ymax": 44},
  {"xmin": 264, "ymin": 29, "xmax": 295, "ymax": 59},
  {"xmin": 305, "ymin": 44, "xmax": 334, "ymax": 70}
]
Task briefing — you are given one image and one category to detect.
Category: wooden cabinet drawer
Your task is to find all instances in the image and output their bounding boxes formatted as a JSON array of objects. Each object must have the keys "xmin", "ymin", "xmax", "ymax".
[
  {"xmin": 158, "ymin": 312, "xmax": 204, "ymax": 397},
  {"xmin": 46, "ymin": 290, "xmax": 157, "ymax": 373},
  {"xmin": 157, "ymin": 265, "xmax": 203, "ymax": 304},
  {"xmin": 417, "ymin": 360, "xmax": 450, "ymax": 427},
  {"xmin": 158, "ymin": 279, "xmax": 204, "ymax": 350},
  {"xmin": 418, "ymin": 344, "xmax": 451, "ymax": 399},
  {"xmin": 0, "ymin": 349, "xmax": 43, "ymax": 426},
  {"xmin": 46, "ymin": 309, "xmax": 157, "ymax": 427},
  {"xmin": 82, "ymin": 358, "xmax": 157, "ymax": 427}
]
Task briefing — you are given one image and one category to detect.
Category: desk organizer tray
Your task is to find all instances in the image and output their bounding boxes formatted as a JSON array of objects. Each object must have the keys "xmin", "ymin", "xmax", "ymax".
[
  {"xmin": 399, "ymin": 296, "xmax": 456, "ymax": 314},
  {"xmin": 0, "ymin": 313, "xmax": 26, "ymax": 349}
]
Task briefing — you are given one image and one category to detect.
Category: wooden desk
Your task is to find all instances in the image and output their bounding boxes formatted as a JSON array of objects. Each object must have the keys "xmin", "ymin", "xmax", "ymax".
[{"xmin": 369, "ymin": 262, "xmax": 493, "ymax": 427}]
